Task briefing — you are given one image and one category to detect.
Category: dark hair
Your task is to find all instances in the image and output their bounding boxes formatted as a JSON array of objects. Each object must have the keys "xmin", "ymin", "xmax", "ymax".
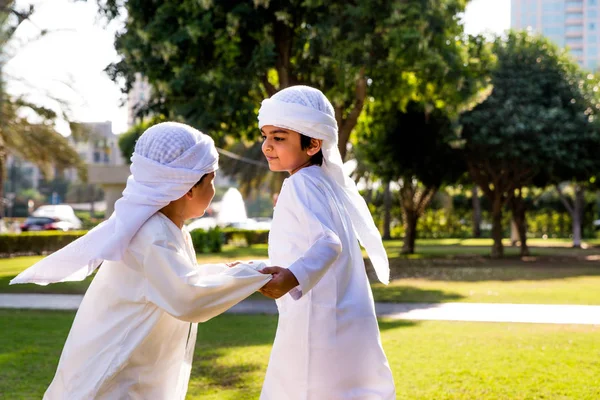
[
  {"xmin": 193, "ymin": 173, "xmax": 210, "ymax": 188},
  {"xmin": 300, "ymin": 134, "xmax": 323, "ymax": 166}
]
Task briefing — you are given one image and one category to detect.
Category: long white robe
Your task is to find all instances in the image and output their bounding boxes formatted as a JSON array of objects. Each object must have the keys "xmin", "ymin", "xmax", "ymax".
[
  {"xmin": 261, "ymin": 166, "xmax": 395, "ymax": 400},
  {"xmin": 44, "ymin": 212, "xmax": 271, "ymax": 400}
]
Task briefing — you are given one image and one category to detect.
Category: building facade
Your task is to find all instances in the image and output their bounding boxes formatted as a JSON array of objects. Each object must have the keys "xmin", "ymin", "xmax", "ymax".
[
  {"xmin": 64, "ymin": 121, "xmax": 125, "ymax": 183},
  {"xmin": 511, "ymin": 0, "xmax": 600, "ymax": 70}
]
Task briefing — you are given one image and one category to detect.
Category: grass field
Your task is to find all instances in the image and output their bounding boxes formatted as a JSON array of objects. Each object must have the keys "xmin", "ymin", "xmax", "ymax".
[
  {"xmin": 2, "ymin": 240, "xmax": 600, "ymax": 305},
  {"xmin": 1, "ymin": 310, "xmax": 599, "ymax": 399}
]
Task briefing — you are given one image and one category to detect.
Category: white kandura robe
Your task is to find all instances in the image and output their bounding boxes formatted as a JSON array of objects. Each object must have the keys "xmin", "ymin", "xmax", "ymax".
[
  {"xmin": 261, "ymin": 166, "xmax": 395, "ymax": 400},
  {"xmin": 44, "ymin": 212, "xmax": 271, "ymax": 400}
]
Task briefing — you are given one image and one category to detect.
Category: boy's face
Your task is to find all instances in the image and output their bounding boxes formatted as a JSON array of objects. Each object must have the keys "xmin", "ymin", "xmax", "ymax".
[
  {"xmin": 261, "ymin": 125, "xmax": 312, "ymax": 174},
  {"xmin": 189, "ymin": 171, "xmax": 216, "ymax": 217}
]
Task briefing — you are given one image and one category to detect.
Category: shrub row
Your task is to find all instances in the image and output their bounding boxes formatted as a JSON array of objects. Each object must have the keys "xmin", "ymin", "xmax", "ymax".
[
  {"xmin": 221, "ymin": 228, "xmax": 269, "ymax": 246},
  {"xmin": 189, "ymin": 227, "xmax": 224, "ymax": 254},
  {"xmin": 0, "ymin": 227, "xmax": 272, "ymax": 257},
  {"xmin": 0, "ymin": 231, "xmax": 86, "ymax": 256}
]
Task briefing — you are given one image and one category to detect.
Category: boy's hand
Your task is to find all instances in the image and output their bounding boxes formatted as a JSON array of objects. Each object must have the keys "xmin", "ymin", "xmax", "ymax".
[
  {"xmin": 225, "ymin": 261, "xmax": 241, "ymax": 268},
  {"xmin": 259, "ymin": 266, "xmax": 299, "ymax": 299}
]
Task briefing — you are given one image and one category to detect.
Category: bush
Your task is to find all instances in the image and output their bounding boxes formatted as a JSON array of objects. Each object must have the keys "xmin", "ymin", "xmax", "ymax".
[
  {"xmin": 189, "ymin": 227, "xmax": 224, "ymax": 254},
  {"xmin": 74, "ymin": 212, "xmax": 104, "ymax": 230},
  {"xmin": 221, "ymin": 228, "xmax": 269, "ymax": 246},
  {"xmin": 0, "ymin": 231, "xmax": 86, "ymax": 256}
]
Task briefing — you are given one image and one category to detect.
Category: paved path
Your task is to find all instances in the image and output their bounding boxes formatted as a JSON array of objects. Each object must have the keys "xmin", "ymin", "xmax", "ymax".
[{"xmin": 2, "ymin": 294, "xmax": 599, "ymax": 325}]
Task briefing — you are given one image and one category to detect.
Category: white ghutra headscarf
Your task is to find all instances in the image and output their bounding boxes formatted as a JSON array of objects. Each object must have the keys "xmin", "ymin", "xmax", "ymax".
[
  {"xmin": 258, "ymin": 85, "xmax": 390, "ymax": 285},
  {"xmin": 11, "ymin": 122, "xmax": 219, "ymax": 285}
]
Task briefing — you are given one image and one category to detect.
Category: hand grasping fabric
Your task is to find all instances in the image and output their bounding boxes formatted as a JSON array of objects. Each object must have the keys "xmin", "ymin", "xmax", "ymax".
[{"xmin": 258, "ymin": 267, "xmax": 299, "ymax": 299}]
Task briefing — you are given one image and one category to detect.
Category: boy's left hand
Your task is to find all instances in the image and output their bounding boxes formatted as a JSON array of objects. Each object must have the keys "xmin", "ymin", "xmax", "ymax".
[{"xmin": 258, "ymin": 266, "xmax": 299, "ymax": 299}]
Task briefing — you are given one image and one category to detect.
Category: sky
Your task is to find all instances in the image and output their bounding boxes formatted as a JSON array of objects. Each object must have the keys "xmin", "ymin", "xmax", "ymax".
[{"xmin": 6, "ymin": 0, "xmax": 511, "ymax": 136}]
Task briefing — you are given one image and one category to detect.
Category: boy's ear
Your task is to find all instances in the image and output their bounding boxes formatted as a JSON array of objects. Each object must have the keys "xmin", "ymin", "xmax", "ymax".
[{"xmin": 307, "ymin": 138, "xmax": 322, "ymax": 156}]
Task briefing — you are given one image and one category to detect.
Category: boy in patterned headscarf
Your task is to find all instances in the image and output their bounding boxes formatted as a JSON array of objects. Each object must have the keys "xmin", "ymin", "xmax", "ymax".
[{"xmin": 12, "ymin": 122, "xmax": 272, "ymax": 399}]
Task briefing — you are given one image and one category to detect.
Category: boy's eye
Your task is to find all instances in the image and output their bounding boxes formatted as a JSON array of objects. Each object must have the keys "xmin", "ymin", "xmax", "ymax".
[
  {"xmin": 261, "ymin": 135, "xmax": 267, "ymax": 141},
  {"xmin": 274, "ymin": 137, "xmax": 284, "ymax": 141}
]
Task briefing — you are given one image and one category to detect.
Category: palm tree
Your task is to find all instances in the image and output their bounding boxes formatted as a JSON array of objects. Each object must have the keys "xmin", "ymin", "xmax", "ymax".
[{"xmin": 0, "ymin": 2, "xmax": 85, "ymax": 216}]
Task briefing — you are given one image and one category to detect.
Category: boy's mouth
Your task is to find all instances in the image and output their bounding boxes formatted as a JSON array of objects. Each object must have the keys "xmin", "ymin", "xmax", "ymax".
[{"xmin": 266, "ymin": 156, "xmax": 278, "ymax": 161}]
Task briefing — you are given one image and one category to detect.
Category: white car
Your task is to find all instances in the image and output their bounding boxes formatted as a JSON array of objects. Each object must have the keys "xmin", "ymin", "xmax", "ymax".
[
  {"xmin": 32, "ymin": 204, "xmax": 83, "ymax": 231},
  {"xmin": 186, "ymin": 216, "xmax": 218, "ymax": 232}
]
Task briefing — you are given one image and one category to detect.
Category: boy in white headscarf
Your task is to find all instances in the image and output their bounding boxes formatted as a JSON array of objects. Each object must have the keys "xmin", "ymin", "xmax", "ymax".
[
  {"xmin": 10, "ymin": 122, "xmax": 272, "ymax": 399},
  {"xmin": 257, "ymin": 86, "xmax": 396, "ymax": 399}
]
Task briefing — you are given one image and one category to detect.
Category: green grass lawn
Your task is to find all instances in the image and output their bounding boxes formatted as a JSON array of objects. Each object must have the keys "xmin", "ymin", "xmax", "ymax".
[
  {"xmin": 1, "ymin": 310, "xmax": 598, "ymax": 399},
  {"xmin": 2, "ymin": 241, "xmax": 600, "ymax": 305}
]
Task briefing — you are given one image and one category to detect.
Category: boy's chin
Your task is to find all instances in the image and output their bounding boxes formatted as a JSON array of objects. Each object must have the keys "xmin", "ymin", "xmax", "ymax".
[{"xmin": 268, "ymin": 165, "xmax": 285, "ymax": 172}]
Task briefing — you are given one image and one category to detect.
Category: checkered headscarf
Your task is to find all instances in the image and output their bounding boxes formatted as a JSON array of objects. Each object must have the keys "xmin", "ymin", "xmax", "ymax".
[{"xmin": 11, "ymin": 122, "xmax": 219, "ymax": 285}]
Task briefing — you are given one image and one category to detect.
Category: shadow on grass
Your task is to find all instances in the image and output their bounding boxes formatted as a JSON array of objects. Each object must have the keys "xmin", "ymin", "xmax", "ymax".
[
  {"xmin": 377, "ymin": 319, "xmax": 419, "ymax": 331},
  {"xmin": 365, "ymin": 252, "xmax": 600, "ymax": 283},
  {"xmin": 191, "ymin": 315, "xmax": 415, "ymax": 390},
  {"xmin": 371, "ymin": 285, "xmax": 464, "ymax": 303}
]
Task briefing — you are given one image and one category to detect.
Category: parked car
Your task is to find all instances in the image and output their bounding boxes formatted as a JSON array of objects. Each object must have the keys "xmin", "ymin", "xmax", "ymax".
[
  {"xmin": 20, "ymin": 216, "xmax": 77, "ymax": 232},
  {"xmin": 29, "ymin": 204, "xmax": 83, "ymax": 231}
]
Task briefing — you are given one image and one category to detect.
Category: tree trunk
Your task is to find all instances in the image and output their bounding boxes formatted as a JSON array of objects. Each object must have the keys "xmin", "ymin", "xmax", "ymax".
[
  {"xmin": 0, "ymin": 62, "xmax": 5, "ymax": 219},
  {"xmin": 402, "ymin": 209, "xmax": 418, "ymax": 254},
  {"xmin": 382, "ymin": 180, "xmax": 391, "ymax": 240},
  {"xmin": 572, "ymin": 185, "xmax": 584, "ymax": 248},
  {"xmin": 0, "ymin": 147, "xmax": 4, "ymax": 219},
  {"xmin": 556, "ymin": 183, "xmax": 584, "ymax": 248},
  {"xmin": 471, "ymin": 186, "xmax": 481, "ymax": 238},
  {"xmin": 399, "ymin": 180, "xmax": 436, "ymax": 255},
  {"xmin": 509, "ymin": 191, "xmax": 529, "ymax": 256},
  {"xmin": 490, "ymin": 196, "xmax": 504, "ymax": 258}
]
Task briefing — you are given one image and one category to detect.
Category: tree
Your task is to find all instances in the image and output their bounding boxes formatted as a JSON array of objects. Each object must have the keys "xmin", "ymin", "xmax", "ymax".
[
  {"xmin": 460, "ymin": 31, "xmax": 600, "ymax": 257},
  {"xmin": 355, "ymin": 24, "xmax": 492, "ymax": 253},
  {"xmin": 358, "ymin": 101, "xmax": 467, "ymax": 253},
  {"xmin": 0, "ymin": 2, "xmax": 85, "ymax": 216},
  {"xmin": 89, "ymin": 0, "xmax": 478, "ymax": 161}
]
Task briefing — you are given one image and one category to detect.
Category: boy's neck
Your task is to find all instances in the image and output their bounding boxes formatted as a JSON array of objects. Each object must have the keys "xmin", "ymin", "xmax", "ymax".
[
  {"xmin": 159, "ymin": 203, "xmax": 186, "ymax": 229},
  {"xmin": 290, "ymin": 160, "xmax": 314, "ymax": 175}
]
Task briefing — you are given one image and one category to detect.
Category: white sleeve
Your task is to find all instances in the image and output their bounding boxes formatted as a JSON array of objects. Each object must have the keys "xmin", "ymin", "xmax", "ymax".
[
  {"xmin": 284, "ymin": 175, "xmax": 343, "ymax": 300},
  {"xmin": 143, "ymin": 238, "xmax": 271, "ymax": 323}
]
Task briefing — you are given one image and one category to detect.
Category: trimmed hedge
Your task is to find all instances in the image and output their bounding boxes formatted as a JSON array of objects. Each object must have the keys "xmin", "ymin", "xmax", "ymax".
[
  {"xmin": 0, "ymin": 231, "xmax": 86, "ymax": 256},
  {"xmin": 189, "ymin": 227, "xmax": 224, "ymax": 254},
  {"xmin": 221, "ymin": 228, "xmax": 269, "ymax": 246},
  {"xmin": 0, "ymin": 226, "xmax": 271, "ymax": 257}
]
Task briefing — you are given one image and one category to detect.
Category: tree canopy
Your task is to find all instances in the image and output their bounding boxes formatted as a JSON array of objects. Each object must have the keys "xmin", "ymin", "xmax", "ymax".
[{"xmin": 460, "ymin": 31, "xmax": 600, "ymax": 257}]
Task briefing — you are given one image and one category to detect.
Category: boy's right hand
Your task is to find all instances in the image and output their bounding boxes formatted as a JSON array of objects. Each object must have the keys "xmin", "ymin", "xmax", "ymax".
[{"xmin": 258, "ymin": 266, "xmax": 299, "ymax": 299}]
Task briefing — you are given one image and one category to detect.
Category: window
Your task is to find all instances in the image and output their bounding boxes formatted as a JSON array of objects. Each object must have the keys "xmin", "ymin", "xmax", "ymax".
[
  {"xmin": 544, "ymin": 26, "xmax": 564, "ymax": 35},
  {"xmin": 542, "ymin": 14, "xmax": 564, "ymax": 24},
  {"xmin": 566, "ymin": 36, "xmax": 582, "ymax": 45},
  {"xmin": 93, "ymin": 152, "xmax": 101, "ymax": 163},
  {"xmin": 571, "ymin": 48, "xmax": 584, "ymax": 56},
  {"xmin": 566, "ymin": 12, "xmax": 584, "ymax": 19},
  {"xmin": 566, "ymin": 25, "xmax": 583, "ymax": 33},
  {"xmin": 542, "ymin": 1, "xmax": 563, "ymax": 12},
  {"xmin": 589, "ymin": 10, "xmax": 598, "ymax": 19}
]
